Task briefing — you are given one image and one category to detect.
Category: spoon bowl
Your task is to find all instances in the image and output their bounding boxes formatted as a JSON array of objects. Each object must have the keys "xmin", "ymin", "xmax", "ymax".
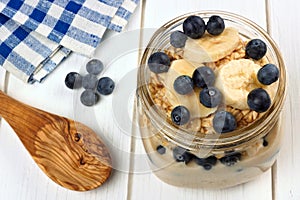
[{"xmin": 0, "ymin": 90, "xmax": 112, "ymax": 191}]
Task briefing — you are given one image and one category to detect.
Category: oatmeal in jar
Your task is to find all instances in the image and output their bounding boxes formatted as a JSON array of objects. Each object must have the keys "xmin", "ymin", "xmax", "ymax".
[{"xmin": 137, "ymin": 11, "xmax": 286, "ymax": 188}]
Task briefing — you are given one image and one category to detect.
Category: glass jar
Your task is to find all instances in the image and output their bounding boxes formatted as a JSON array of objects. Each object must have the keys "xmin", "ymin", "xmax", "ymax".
[{"xmin": 136, "ymin": 11, "xmax": 286, "ymax": 188}]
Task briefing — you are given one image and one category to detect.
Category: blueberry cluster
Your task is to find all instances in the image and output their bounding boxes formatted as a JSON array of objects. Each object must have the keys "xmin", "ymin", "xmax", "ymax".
[
  {"xmin": 64, "ymin": 59, "xmax": 115, "ymax": 107},
  {"xmin": 170, "ymin": 15, "xmax": 225, "ymax": 48},
  {"xmin": 245, "ymin": 40, "xmax": 279, "ymax": 112},
  {"xmin": 170, "ymin": 64, "xmax": 238, "ymax": 133},
  {"xmin": 157, "ymin": 145, "xmax": 242, "ymax": 170}
]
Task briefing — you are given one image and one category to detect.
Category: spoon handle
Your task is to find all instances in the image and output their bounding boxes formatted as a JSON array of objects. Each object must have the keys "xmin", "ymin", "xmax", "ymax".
[{"xmin": 0, "ymin": 90, "xmax": 53, "ymax": 145}]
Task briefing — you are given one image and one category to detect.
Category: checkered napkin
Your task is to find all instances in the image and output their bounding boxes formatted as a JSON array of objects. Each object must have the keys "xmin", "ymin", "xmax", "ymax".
[{"xmin": 0, "ymin": 0, "xmax": 139, "ymax": 83}]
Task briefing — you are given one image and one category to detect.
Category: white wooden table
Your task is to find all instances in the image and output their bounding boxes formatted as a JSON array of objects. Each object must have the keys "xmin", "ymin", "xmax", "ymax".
[{"xmin": 0, "ymin": 1, "xmax": 298, "ymax": 199}]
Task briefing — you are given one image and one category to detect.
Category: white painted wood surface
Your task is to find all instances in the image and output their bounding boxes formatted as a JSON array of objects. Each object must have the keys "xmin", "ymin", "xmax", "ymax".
[
  {"xmin": 269, "ymin": 1, "xmax": 300, "ymax": 200},
  {"xmin": 0, "ymin": 0, "xmax": 298, "ymax": 199}
]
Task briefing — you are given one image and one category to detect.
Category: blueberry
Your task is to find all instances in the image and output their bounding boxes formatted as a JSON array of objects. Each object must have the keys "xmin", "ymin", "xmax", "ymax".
[
  {"xmin": 97, "ymin": 77, "xmax": 115, "ymax": 95},
  {"xmin": 206, "ymin": 15, "xmax": 225, "ymax": 35},
  {"xmin": 148, "ymin": 52, "xmax": 171, "ymax": 74},
  {"xmin": 200, "ymin": 87, "xmax": 222, "ymax": 108},
  {"xmin": 172, "ymin": 146, "xmax": 193, "ymax": 163},
  {"xmin": 80, "ymin": 90, "xmax": 99, "ymax": 106},
  {"xmin": 82, "ymin": 74, "xmax": 98, "ymax": 89},
  {"xmin": 156, "ymin": 145, "xmax": 166, "ymax": 154},
  {"xmin": 86, "ymin": 59, "xmax": 104, "ymax": 75},
  {"xmin": 170, "ymin": 31, "xmax": 188, "ymax": 48},
  {"xmin": 194, "ymin": 156, "xmax": 217, "ymax": 170},
  {"xmin": 257, "ymin": 64, "xmax": 279, "ymax": 85},
  {"xmin": 263, "ymin": 139, "xmax": 268, "ymax": 147},
  {"xmin": 173, "ymin": 75, "xmax": 194, "ymax": 95},
  {"xmin": 247, "ymin": 88, "xmax": 271, "ymax": 113},
  {"xmin": 246, "ymin": 39, "xmax": 267, "ymax": 60},
  {"xmin": 213, "ymin": 111, "xmax": 237, "ymax": 133},
  {"xmin": 65, "ymin": 72, "xmax": 82, "ymax": 89},
  {"xmin": 192, "ymin": 66, "xmax": 215, "ymax": 88},
  {"xmin": 171, "ymin": 106, "xmax": 190, "ymax": 125},
  {"xmin": 220, "ymin": 152, "xmax": 241, "ymax": 166},
  {"xmin": 183, "ymin": 15, "xmax": 206, "ymax": 39}
]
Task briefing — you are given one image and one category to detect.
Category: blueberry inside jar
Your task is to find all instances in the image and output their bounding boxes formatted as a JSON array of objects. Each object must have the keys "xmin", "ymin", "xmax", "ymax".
[{"xmin": 137, "ymin": 11, "xmax": 286, "ymax": 188}]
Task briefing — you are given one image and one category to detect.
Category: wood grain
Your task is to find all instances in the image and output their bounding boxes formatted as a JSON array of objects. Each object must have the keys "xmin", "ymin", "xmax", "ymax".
[{"xmin": 0, "ymin": 91, "xmax": 112, "ymax": 191}]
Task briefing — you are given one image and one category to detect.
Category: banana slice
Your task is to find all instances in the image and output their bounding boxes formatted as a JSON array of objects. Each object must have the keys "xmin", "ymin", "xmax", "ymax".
[
  {"xmin": 183, "ymin": 27, "xmax": 240, "ymax": 66},
  {"xmin": 215, "ymin": 59, "xmax": 277, "ymax": 110},
  {"xmin": 159, "ymin": 59, "xmax": 217, "ymax": 118}
]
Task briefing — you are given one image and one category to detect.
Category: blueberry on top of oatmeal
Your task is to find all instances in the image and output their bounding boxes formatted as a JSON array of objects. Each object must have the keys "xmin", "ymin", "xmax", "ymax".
[
  {"xmin": 192, "ymin": 66, "xmax": 215, "ymax": 88},
  {"xmin": 171, "ymin": 105, "xmax": 190, "ymax": 125},
  {"xmin": 170, "ymin": 31, "xmax": 188, "ymax": 48},
  {"xmin": 183, "ymin": 15, "xmax": 206, "ymax": 39},
  {"xmin": 257, "ymin": 63, "xmax": 279, "ymax": 85},
  {"xmin": 206, "ymin": 15, "xmax": 225, "ymax": 36},
  {"xmin": 213, "ymin": 111, "xmax": 237, "ymax": 133},
  {"xmin": 247, "ymin": 88, "xmax": 271, "ymax": 113},
  {"xmin": 200, "ymin": 87, "xmax": 223, "ymax": 108},
  {"xmin": 245, "ymin": 39, "xmax": 267, "ymax": 60},
  {"xmin": 173, "ymin": 75, "xmax": 194, "ymax": 95},
  {"xmin": 148, "ymin": 52, "xmax": 171, "ymax": 73}
]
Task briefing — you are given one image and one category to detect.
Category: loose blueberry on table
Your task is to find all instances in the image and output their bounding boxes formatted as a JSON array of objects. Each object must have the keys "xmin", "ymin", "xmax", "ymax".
[
  {"xmin": 80, "ymin": 90, "xmax": 99, "ymax": 106},
  {"xmin": 86, "ymin": 59, "xmax": 104, "ymax": 75},
  {"xmin": 82, "ymin": 74, "xmax": 98, "ymax": 90},
  {"xmin": 97, "ymin": 77, "xmax": 115, "ymax": 95},
  {"xmin": 65, "ymin": 72, "xmax": 82, "ymax": 89}
]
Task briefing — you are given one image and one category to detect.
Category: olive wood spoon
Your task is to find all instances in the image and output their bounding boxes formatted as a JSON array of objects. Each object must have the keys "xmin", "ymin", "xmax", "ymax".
[{"xmin": 0, "ymin": 90, "xmax": 112, "ymax": 191}]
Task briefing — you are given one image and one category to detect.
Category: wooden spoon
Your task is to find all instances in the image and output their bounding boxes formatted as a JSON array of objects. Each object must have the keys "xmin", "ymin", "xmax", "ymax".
[{"xmin": 0, "ymin": 90, "xmax": 112, "ymax": 191}]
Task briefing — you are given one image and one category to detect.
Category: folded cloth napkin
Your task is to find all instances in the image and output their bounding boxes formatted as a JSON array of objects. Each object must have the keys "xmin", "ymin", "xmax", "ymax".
[{"xmin": 0, "ymin": 0, "xmax": 139, "ymax": 83}]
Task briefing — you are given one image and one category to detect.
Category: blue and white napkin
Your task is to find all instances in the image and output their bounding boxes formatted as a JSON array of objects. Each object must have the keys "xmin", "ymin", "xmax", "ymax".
[{"xmin": 0, "ymin": 0, "xmax": 139, "ymax": 83}]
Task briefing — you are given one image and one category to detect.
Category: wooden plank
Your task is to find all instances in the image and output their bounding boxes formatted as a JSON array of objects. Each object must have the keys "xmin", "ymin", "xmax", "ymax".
[
  {"xmin": 0, "ymin": 68, "xmax": 6, "ymax": 91},
  {"xmin": 268, "ymin": 1, "xmax": 300, "ymax": 199},
  {"xmin": 0, "ymin": 3, "xmax": 142, "ymax": 200},
  {"xmin": 129, "ymin": 0, "xmax": 273, "ymax": 200}
]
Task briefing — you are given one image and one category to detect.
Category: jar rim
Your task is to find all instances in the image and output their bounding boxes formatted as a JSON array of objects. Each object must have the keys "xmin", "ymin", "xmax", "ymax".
[{"xmin": 137, "ymin": 10, "xmax": 287, "ymax": 151}]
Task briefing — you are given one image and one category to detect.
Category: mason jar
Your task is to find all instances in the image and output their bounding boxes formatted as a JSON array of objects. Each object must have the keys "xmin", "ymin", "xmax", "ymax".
[{"xmin": 136, "ymin": 11, "xmax": 286, "ymax": 188}]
